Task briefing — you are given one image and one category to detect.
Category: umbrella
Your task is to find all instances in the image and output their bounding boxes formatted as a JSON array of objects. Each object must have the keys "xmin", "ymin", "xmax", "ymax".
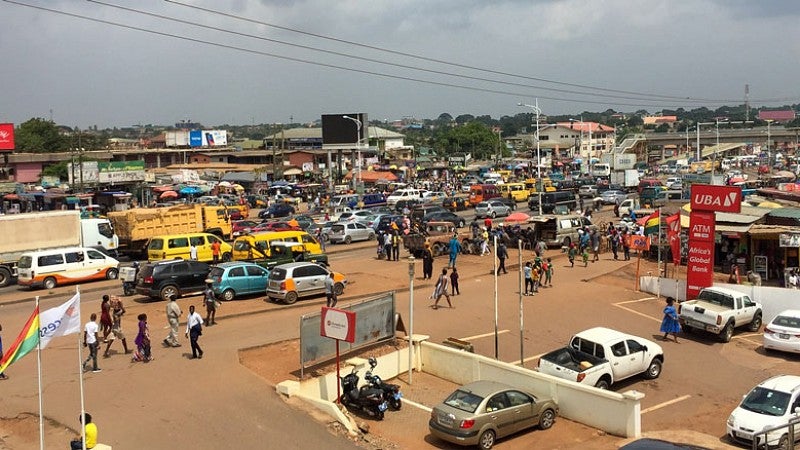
[
  {"xmin": 217, "ymin": 181, "xmax": 232, "ymax": 187},
  {"xmin": 159, "ymin": 190, "xmax": 178, "ymax": 199},
  {"xmin": 758, "ymin": 201, "xmax": 783, "ymax": 209},
  {"xmin": 232, "ymin": 184, "xmax": 245, "ymax": 192},
  {"xmin": 505, "ymin": 212, "xmax": 531, "ymax": 223},
  {"xmin": 775, "ymin": 170, "xmax": 797, "ymax": 180},
  {"xmin": 179, "ymin": 186, "xmax": 202, "ymax": 195}
]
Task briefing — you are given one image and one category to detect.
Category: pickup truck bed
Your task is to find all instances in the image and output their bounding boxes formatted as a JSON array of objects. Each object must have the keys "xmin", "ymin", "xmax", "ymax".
[{"xmin": 541, "ymin": 346, "xmax": 605, "ymax": 374}]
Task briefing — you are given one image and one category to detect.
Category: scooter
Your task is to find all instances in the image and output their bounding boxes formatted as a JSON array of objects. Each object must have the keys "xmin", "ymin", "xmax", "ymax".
[
  {"xmin": 363, "ymin": 357, "xmax": 402, "ymax": 410},
  {"xmin": 121, "ymin": 262, "xmax": 139, "ymax": 296},
  {"xmin": 340, "ymin": 366, "xmax": 388, "ymax": 420}
]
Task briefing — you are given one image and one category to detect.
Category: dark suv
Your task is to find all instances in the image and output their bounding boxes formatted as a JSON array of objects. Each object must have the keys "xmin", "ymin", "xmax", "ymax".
[
  {"xmin": 135, "ymin": 259, "xmax": 211, "ymax": 301},
  {"xmin": 259, "ymin": 203, "xmax": 296, "ymax": 219}
]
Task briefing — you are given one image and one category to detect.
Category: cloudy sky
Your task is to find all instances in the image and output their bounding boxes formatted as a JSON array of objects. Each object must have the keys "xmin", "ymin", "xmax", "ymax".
[{"xmin": 1, "ymin": 0, "xmax": 799, "ymax": 129}]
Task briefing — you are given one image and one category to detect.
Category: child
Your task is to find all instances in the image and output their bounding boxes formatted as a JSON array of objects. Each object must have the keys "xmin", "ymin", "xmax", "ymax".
[
  {"xmin": 450, "ymin": 267, "xmax": 460, "ymax": 296},
  {"xmin": 523, "ymin": 262, "xmax": 533, "ymax": 295},
  {"xmin": 582, "ymin": 246, "xmax": 589, "ymax": 267},
  {"xmin": 568, "ymin": 243, "xmax": 577, "ymax": 267},
  {"xmin": 531, "ymin": 264, "xmax": 541, "ymax": 294},
  {"xmin": 544, "ymin": 258, "xmax": 553, "ymax": 287}
]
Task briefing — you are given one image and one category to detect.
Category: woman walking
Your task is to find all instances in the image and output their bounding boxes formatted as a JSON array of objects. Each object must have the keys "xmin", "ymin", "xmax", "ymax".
[
  {"xmin": 422, "ymin": 242, "xmax": 434, "ymax": 280},
  {"xmin": 133, "ymin": 313, "xmax": 153, "ymax": 362},
  {"xmin": 660, "ymin": 297, "xmax": 681, "ymax": 342},
  {"xmin": 99, "ymin": 295, "xmax": 113, "ymax": 342}
]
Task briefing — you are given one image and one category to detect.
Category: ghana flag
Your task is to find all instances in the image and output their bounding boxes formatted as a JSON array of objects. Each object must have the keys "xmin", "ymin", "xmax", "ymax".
[
  {"xmin": 644, "ymin": 210, "xmax": 661, "ymax": 236},
  {"xmin": 0, "ymin": 306, "xmax": 40, "ymax": 374}
]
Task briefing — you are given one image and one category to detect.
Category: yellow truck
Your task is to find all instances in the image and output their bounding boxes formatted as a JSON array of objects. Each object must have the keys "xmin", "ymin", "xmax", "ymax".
[
  {"xmin": 498, "ymin": 182, "xmax": 530, "ymax": 202},
  {"xmin": 109, "ymin": 204, "xmax": 232, "ymax": 256},
  {"xmin": 524, "ymin": 178, "xmax": 556, "ymax": 194}
]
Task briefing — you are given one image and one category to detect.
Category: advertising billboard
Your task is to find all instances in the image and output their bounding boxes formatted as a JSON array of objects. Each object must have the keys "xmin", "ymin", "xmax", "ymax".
[
  {"xmin": 686, "ymin": 210, "xmax": 716, "ymax": 299},
  {"xmin": 690, "ymin": 184, "xmax": 742, "ymax": 213},
  {"xmin": 321, "ymin": 113, "xmax": 368, "ymax": 149},
  {"xmin": 0, "ymin": 123, "xmax": 15, "ymax": 151},
  {"xmin": 613, "ymin": 154, "xmax": 636, "ymax": 170}
]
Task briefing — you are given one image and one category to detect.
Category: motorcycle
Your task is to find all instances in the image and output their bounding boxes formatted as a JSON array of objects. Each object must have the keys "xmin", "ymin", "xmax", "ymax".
[
  {"xmin": 363, "ymin": 357, "xmax": 402, "ymax": 410},
  {"xmin": 121, "ymin": 262, "xmax": 139, "ymax": 296},
  {"xmin": 339, "ymin": 366, "xmax": 388, "ymax": 420}
]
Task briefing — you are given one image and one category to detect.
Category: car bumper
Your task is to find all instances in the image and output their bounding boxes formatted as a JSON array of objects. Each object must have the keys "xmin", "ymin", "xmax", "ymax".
[
  {"xmin": 266, "ymin": 288, "xmax": 289, "ymax": 300},
  {"xmin": 428, "ymin": 419, "xmax": 480, "ymax": 446},
  {"xmin": 679, "ymin": 317, "xmax": 721, "ymax": 334},
  {"xmin": 763, "ymin": 334, "xmax": 800, "ymax": 353},
  {"xmin": 328, "ymin": 235, "xmax": 347, "ymax": 243},
  {"xmin": 135, "ymin": 286, "xmax": 160, "ymax": 298}
]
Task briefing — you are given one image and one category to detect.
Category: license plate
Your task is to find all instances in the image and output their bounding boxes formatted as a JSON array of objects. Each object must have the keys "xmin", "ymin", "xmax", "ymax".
[
  {"xmin": 438, "ymin": 415, "xmax": 453, "ymax": 426},
  {"xmin": 779, "ymin": 333, "xmax": 790, "ymax": 339},
  {"xmin": 378, "ymin": 402, "xmax": 388, "ymax": 412},
  {"xmin": 393, "ymin": 392, "xmax": 403, "ymax": 400}
]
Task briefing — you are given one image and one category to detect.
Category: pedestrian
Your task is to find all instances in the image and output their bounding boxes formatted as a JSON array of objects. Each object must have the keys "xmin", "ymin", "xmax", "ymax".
[
  {"xmin": 69, "ymin": 412, "xmax": 97, "ymax": 450},
  {"xmin": 189, "ymin": 242, "xmax": 198, "ymax": 261},
  {"xmin": 523, "ymin": 262, "xmax": 533, "ymax": 295},
  {"xmin": 582, "ymin": 245, "xmax": 589, "ymax": 267},
  {"xmin": 614, "ymin": 198, "xmax": 621, "ymax": 217},
  {"xmin": 392, "ymin": 231, "xmax": 401, "ymax": 261},
  {"xmin": 568, "ymin": 243, "xmax": 577, "ymax": 267},
  {"xmin": 480, "ymin": 228, "xmax": 490, "ymax": 256},
  {"xmin": 496, "ymin": 241, "xmax": 508, "ymax": 275},
  {"xmin": 185, "ymin": 305, "xmax": 204, "ymax": 359},
  {"xmin": 422, "ymin": 242, "xmax": 434, "ymax": 280},
  {"xmin": 535, "ymin": 239, "xmax": 547, "ymax": 258},
  {"xmin": 448, "ymin": 234, "xmax": 462, "ymax": 267},
  {"xmin": 325, "ymin": 272, "xmax": 337, "ymax": 307},
  {"xmin": 211, "ymin": 239, "xmax": 221, "ymax": 264},
  {"xmin": 610, "ymin": 229, "xmax": 620, "ymax": 260},
  {"xmin": 432, "ymin": 268, "xmax": 452, "ymax": 310},
  {"xmin": 383, "ymin": 232, "xmax": 393, "ymax": 262},
  {"xmin": 317, "ymin": 227, "xmax": 326, "ymax": 252},
  {"xmin": 591, "ymin": 230, "xmax": 600, "ymax": 262},
  {"xmin": 483, "ymin": 217, "xmax": 492, "ymax": 232},
  {"xmin": 163, "ymin": 295, "xmax": 182, "ymax": 348},
  {"xmin": 728, "ymin": 264, "xmax": 741, "ymax": 284},
  {"xmin": 450, "ymin": 267, "xmax": 460, "ymax": 295},
  {"xmin": 81, "ymin": 313, "xmax": 101, "ymax": 373},
  {"xmin": 544, "ymin": 257, "xmax": 553, "ymax": 287},
  {"xmin": 0, "ymin": 323, "xmax": 7, "ymax": 380},
  {"xmin": 133, "ymin": 313, "xmax": 152, "ymax": 363},
  {"xmin": 99, "ymin": 295, "xmax": 112, "ymax": 342},
  {"xmin": 203, "ymin": 280, "xmax": 218, "ymax": 326},
  {"xmin": 103, "ymin": 296, "xmax": 130, "ymax": 357},
  {"xmin": 622, "ymin": 231, "xmax": 631, "ymax": 260},
  {"xmin": 660, "ymin": 297, "xmax": 681, "ymax": 342}
]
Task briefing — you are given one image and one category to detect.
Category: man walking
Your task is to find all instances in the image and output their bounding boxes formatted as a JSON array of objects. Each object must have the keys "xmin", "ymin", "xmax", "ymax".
[
  {"xmin": 211, "ymin": 239, "xmax": 221, "ymax": 264},
  {"xmin": 325, "ymin": 272, "xmax": 337, "ymax": 308},
  {"xmin": 203, "ymin": 280, "xmax": 217, "ymax": 326},
  {"xmin": 391, "ymin": 230, "xmax": 401, "ymax": 261},
  {"xmin": 448, "ymin": 234, "xmax": 462, "ymax": 268},
  {"xmin": 450, "ymin": 267, "xmax": 460, "ymax": 296},
  {"xmin": 523, "ymin": 262, "xmax": 533, "ymax": 295},
  {"xmin": 383, "ymin": 232, "xmax": 393, "ymax": 262},
  {"xmin": 82, "ymin": 313, "xmax": 101, "ymax": 373},
  {"xmin": 189, "ymin": 242, "xmax": 198, "ymax": 261},
  {"xmin": 496, "ymin": 241, "xmax": 508, "ymax": 275},
  {"xmin": 163, "ymin": 295, "xmax": 182, "ymax": 348},
  {"xmin": 103, "ymin": 296, "xmax": 130, "ymax": 357},
  {"xmin": 591, "ymin": 229, "xmax": 601, "ymax": 262},
  {"xmin": 185, "ymin": 305, "xmax": 204, "ymax": 359}
]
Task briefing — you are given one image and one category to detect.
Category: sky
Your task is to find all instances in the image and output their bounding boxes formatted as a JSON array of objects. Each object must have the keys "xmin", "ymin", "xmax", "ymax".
[{"xmin": 1, "ymin": 0, "xmax": 799, "ymax": 129}]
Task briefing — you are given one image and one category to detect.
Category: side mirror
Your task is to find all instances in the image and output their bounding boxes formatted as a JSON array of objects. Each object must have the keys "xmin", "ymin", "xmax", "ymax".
[{"xmin": 641, "ymin": 346, "xmax": 648, "ymax": 353}]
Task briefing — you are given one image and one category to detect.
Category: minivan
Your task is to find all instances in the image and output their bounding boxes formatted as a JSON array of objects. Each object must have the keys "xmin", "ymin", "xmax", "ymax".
[
  {"xmin": 232, "ymin": 230, "xmax": 321, "ymax": 260},
  {"xmin": 529, "ymin": 191, "xmax": 577, "ymax": 214},
  {"xmin": 468, "ymin": 184, "xmax": 500, "ymax": 206},
  {"xmin": 330, "ymin": 194, "xmax": 359, "ymax": 209},
  {"xmin": 538, "ymin": 215, "xmax": 597, "ymax": 248},
  {"xmin": 147, "ymin": 233, "xmax": 232, "ymax": 263},
  {"xmin": 361, "ymin": 193, "xmax": 387, "ymax": 208},
  {"xmin": 17, "ymin": 246, "xmax": 120, "ymax": 290},
  {"xmin": 386, "ymin": 188, "xmax": 425, "ymax": 206}
]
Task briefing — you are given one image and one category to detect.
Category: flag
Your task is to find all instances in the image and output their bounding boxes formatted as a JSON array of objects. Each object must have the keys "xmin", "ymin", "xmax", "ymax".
[
  {"xmin": 644, "ymin": 210, "xmax": 660, "ymax": 236},
  {"xmin": 666, "ymin": 213, "xmax": 681, "ymax": 265},
  {"xmin": 626, "ymin": 234, "xmax": 651, "ymax": 251},
  {"xmin": 0, "ymin": 306, "xmax": 40, "ymax": 374},
  {"xmin": 39, "ymin": 293, "xmax": 81, "ymax": 349}
]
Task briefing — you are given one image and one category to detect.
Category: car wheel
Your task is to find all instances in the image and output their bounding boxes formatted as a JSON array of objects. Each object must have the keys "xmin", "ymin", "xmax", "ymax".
[
  {"xmin": 644, "ymin": 358, "xmax": 662, "ymax": 379},
  {"xmin": 0, "ymin": 267, "xmax": 12, "ymax": 288},
  {"xmin": 478, "ymin": 430, "xmax": 496, "ymax": 450},
  {"xmin": 221, "ymin": 289, "xmax": 235, "ymax": 302},
  {"xmin": 105, "ymin": 268, "xmax": 119, "ymax": 280},
  {"xmin": 748, "ymin": 313, "xmax": 762, "ymax": 332},
  {"xmin": 334, "ymin": 282, "xmax": 344, "ymax": 296},
  {"xmin": 222, "ymin": 252, "xmax": 232, "ymax": 262},
  {"xmin": 777, "ymin": 434, "xmax": 789, "ymax": 450},
  {"xmin": 368, "ymin": 232, "xmax": 375, "ymax": 241},
  {"xmin": 43, "ymin": 276, "xmax": 57, "ymax": 290},
  {"xmin": 284, "ymin": 291, "xmax": 299, "ymax": 305},
  {"xmin": 720, "ymin": 321, "xmax": 734, "ymax": 343},
  {"xmin": 491, "ymin": 211, "xmax": 496, "ymax": 218},
  {"xmin": 539, "ymin": 409, "xmax": 556, "ymax": 430},
  {"xmin": 458, "ymin": 219, "xmax": 465, "ymax": 228},
  {"xmin": 160, "ymin": 285, "xmax": 179, "ymax": 301},
  {"xmin": 344, "ymin": 235, "xmax": 352, "ymax": 244},
  {"xmin": 595, "ymin": 378, "xmax": 610, "ymax": 390}
]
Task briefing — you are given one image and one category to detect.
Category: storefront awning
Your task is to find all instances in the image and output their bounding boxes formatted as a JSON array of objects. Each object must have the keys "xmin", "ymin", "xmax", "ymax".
[{"xmin": 716, "ymin": 224, "xmax": 751, "ymax": 234}]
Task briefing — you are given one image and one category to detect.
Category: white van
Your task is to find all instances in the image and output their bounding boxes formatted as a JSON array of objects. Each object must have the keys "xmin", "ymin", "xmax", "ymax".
[
  {"xmin": 329, "ymin": 194, "xmax": 359, "ymax": 209},
  {"xmin": 17, "ymin": 247, "xmax": 119, "ymax": 290},
  {"xmin": 386, "ymin": 188, "xmax": 426, "ymax": 206}
]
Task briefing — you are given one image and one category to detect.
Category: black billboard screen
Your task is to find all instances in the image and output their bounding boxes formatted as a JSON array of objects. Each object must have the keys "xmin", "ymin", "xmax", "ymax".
[{"xmin": 322, "ymin": 113, "xmax": 368, "ymax": 145}]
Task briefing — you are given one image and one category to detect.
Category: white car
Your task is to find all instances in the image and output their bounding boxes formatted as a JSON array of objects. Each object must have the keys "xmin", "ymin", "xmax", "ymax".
[
  {"xmin": 328, "ymin": 222, "xmax": 375, "ymax": 244},
  {"xmin": 386, "ymin": 188, "xmax": 426, "ymax": 206},
  {"xmin": 664, "ymin": 177, "xmax": 680, "ymax": 189},
  {"xmin": 727, "ymin": 375, "xmax": 800, "ymax": 449},
  {"xmin": 764, "ymin": 310, "xmax": 800, "ymax": 354},
  {"xmin": 474, "ymin": 200, "xmax": 511, "ymax": 219},
  {"xmin": 422, "ymin": 191, "xmax": 447, "ymax": 204}
]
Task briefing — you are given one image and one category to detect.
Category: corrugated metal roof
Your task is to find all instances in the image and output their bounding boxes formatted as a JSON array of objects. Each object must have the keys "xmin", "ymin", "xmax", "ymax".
[
  {"xmin": 748, "ymin": 224, "xmax": 798, "ymax": 235},
  {"xmin": 264, "ymin": 126, "xmax": 404, "ymax": 140},
  {"xmin": 766, "ymin": 208, "xmax": 800, "ymax": 219},
  {"xmin": 716, "ymin": 224, "xmax": 752, "ymax": 233}
]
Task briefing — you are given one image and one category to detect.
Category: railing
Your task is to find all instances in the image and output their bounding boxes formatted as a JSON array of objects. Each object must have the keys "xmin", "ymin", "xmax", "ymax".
[
  {"xmin": 614, "ymin": 134, "xmax": 646, "ymax": 154},
  {"xmin": 750, "ymin": 416, "xmax": 799, "ymax": 450}
]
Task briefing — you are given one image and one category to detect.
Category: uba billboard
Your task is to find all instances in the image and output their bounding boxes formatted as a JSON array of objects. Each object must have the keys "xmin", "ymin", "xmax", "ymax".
[
  {"xmin": 690, "ymin": 184, "xmax": 742, "ymax": 213},
  {"xmin": 0, "ymin": 123, "xmax": 14, "ymax": 151}
]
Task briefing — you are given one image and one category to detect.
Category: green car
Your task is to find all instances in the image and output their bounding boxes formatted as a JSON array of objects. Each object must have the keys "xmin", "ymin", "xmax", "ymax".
[
  {"xmin": 429, "ymin": 380, "xmax": 558, "ymax": 450},
  {"xmin": 252, "ymin": 241, "xmax": 329, "ymax": 271}
]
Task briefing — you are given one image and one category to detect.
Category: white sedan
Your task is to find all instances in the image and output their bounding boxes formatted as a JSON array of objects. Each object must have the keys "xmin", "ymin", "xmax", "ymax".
[{"xmin": 763, "ymin": 309, "xmax": 800, "ymax": 354}]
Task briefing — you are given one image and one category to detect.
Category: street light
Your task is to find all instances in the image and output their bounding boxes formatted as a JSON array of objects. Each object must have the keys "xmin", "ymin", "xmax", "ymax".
[
  {"xmin": 518, "ymin": 101, "xmax": 543, "ymax": 215},
  {"xmin": 765, "ymin": 119, "xmax": 774, "ymax": 166},
  {"xmin": 569, "ymin": 118, "xmax": 591, "ymax": 176},
  {"xmin": 407, "ymin": 256, "xmax": 415, "ymax": 384},
  {"xmin": 342, "ymin": 115, "xmax": 362, "ymax": 190}
]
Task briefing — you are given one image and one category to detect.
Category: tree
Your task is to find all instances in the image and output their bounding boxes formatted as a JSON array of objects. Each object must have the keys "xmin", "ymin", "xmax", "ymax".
[
  {"xmin": 14, "ymin": 118, "xmax": 68, "ymax": 153},
  {"xmin": 40, "ymin": 161, "xmax": 69, "ymax": 180}
]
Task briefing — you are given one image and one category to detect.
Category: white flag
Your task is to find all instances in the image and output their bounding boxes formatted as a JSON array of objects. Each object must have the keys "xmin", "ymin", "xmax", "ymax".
[{"xmin": 39, "ymin": 293, "xmax": 82, "ymax": 349}]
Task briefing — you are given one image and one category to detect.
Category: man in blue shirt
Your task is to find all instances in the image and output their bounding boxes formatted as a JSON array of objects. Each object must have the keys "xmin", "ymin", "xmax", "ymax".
[{"xmin": 448, "ymin": 235, "xmax": 462, "ymax": 268}]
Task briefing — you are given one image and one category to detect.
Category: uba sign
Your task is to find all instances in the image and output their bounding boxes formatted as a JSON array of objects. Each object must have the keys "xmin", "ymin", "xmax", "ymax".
[{"xmin": 690, "ymin": 184, "xmax": 742, "ymax": 213}]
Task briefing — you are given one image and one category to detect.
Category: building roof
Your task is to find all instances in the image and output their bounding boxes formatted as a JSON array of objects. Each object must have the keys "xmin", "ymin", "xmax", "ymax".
[
  {"xmin": 264, "ymin": 126, "xmax": 404, "ymax": 140},
  {"xmin": 766, "ymin": 207, "xmax": 800, "ymax": 219},
  {"xmin": 554, "ymin": 122, "xmax": 615, "ymax": 133},
  {"xmin": 343, "ymin": 170, "xmax": 397, "ymax": 182},
  {"xmin": 758, "ymin": 110, "xmax": 796, "ymax": 122}
]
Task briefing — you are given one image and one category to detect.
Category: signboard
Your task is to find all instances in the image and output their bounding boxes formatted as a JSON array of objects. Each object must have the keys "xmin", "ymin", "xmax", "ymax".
[
  {"xmin": 626, "ymin": 234, "xmax": 651, "ymax": 251},
  {"xmin": 688, "ymin": 211, "xmax": 715, "ymax": 242},
  {"xmin": 690, "ymin": 184, "xmax": 742, "ymax": 213},
  {"xmin": 686, "ymin": 239, "xmax": 715, "ymax": 299},
  {"xmin": 320, "ymin": 307, "xmax": 356, "ymax": 343},
  {"xmin": 98, "ymin": 161, "xmax": 146, "ymax": 183},
  {"xmin": 779, "ymin": 233, "xmax": 800, "ymax": 248},
  {"xmin": 0, "ymin": 123, "xmax": 14, "ymax": 151},
  {"xmin": 321, "ymin": 113, "xmax": 368, "ymax": 150},
  {"xmin": 613, "ymin": 154, "xmax": 636, "ymax": 170},
  {"xmin": 189, "ymin": 130, "xmax": 203, "ymax": 147}
]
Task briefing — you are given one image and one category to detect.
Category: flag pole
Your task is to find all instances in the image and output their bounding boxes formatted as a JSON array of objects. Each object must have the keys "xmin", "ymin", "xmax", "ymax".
[
  {"xmin": 76, "ymin": 286, "xmax": 87, "ymax": 450},
  {"xmin": 493, "ymin": 235, "xmax": 498, "ymax": 360},
  {"xmin": 36, "ymin": 295, "xmax": 44, "ymax": 450},
  {"xmin": 657, "ymin": 207, "xmax": 662, "ymax": 300}
]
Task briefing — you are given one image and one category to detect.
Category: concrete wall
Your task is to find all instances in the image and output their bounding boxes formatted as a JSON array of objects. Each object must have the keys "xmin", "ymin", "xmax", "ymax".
[
  {"xmin": 419, "ymin": 341, "xmax": 643, "ymax": 438},
  {"xmin": 640, "ymin": 276, "xmax": 797, "ymax": 323}
]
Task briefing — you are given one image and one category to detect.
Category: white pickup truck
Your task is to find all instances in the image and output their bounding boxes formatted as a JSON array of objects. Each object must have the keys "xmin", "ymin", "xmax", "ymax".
[
  {"xmin": 537, "ymin": 327, "xmax": 664, "ymax": 390},
  {"xmin": 678, "ymin": 286, "xmax": 762, "ymax": 342}
]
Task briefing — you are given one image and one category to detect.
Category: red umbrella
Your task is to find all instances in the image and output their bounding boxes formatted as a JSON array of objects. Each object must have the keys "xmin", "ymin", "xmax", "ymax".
[
  {"xmin": 505, "ymin": 212, "xmax": 531, "ymax": 223},
  {"xmin": 159, "ymin": 190, "xmax": 178, "ymax": 199}
]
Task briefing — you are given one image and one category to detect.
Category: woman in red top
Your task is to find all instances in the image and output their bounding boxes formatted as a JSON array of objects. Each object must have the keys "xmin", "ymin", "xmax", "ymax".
[{"xmin": 99, "ymin": 295, "xmax": 113, "ymax": 342}]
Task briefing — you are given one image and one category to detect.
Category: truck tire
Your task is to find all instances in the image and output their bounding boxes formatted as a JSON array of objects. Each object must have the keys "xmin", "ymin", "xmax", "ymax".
[
  {"xmin": 222, "ymin": 252, "xmax": 232, "ymax": 262},
  {"xmin": 720, "ymin": 321, "xmax": 735, "ymax": 343},
  {"xmin": 595, "ymin": 378, "xmax": 610, "ymax": 390},
  {"xmin": 160, "ymin": 285, "xmax": 179, "ymax": 301},
  {"xmin": 0, "ymin": 267, "xmax": 12, "ymax": 288},
  {"xmin": 643, "ymin": 358, "xmax": 662, "ymax": 379},
  {"xmin": 748, "ymin": 312, "xmax": 763, "ymax": 332}
]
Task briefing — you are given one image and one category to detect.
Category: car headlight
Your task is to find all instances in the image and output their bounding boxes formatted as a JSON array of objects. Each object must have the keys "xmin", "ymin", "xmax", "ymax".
[{"xmin": 727, "ymin": 415, "xmax": 735, "ymax": 427}]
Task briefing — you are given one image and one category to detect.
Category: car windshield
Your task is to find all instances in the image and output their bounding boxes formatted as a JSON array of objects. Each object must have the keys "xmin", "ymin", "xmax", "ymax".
[
  {"xmin": 18, "ymin": 256, "xmax": 32, "ymax": 269},
  {"xmin": 740, "ymin": 387, "xmax": 791, "ymax": 416},
  {"xmin": 443, "ymin": 389, "xmax": 484, "ymax": 413}
]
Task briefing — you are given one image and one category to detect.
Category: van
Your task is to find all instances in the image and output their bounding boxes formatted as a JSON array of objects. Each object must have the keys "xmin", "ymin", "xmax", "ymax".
[
  {"xmin": 361, "ymin": 193, "xmax": 387, "ymax": 208},
  {"xmin": 538, "ymin": 215, "xmax": 596, "ymax": 248},
  {"xmin": 529, "ymin": 191, "xmax": 577, "ymax": 214},
  {"xmin": 468, "ymin": 184, "xmax": 500, "ymax": 206},
  {"xmin": 498, "ymin": 182, "xmax": 530, "ymax": 202},
  {"xmin": 232, "ymin": 230, "xmax": 321, "ymax": 261},
  {"xmin": 330, "ymin": 194, "xmax": 359, "ymax": 209},
  {"xmin": 638, "ymin": 178, "xmax": 664, "ymax": 194},
  {"xmin": 386, "ymin": 188, "xmax": 425, "ymax": 206},
  {"xmin": 147, "ymin": 233, "xmax": 232, "ymax": 263},
  {"xmin": 524, "ymin": 178, "xmax": 557, "ymax": 194},
  {"xmin": 17, "ymin": 246, "xmax": 120, "ymax": 290}
]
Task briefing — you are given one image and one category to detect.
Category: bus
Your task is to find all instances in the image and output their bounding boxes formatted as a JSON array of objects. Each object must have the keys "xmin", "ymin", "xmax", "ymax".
[
  {"xmin": 592, "ymin": 163, "xmax": 611, "ymax": 177},
  {"xmin": 498, "ymin": 182, "xmax": 529, "ymax": 202}
]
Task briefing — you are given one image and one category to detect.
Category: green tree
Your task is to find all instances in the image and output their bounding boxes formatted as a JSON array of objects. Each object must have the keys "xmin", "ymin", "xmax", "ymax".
[
  {"xmin": 41, "ymin": 160, "xmax": 69, "ymax": 180},
  {"xmin": 435, "ymin": 121, "xmax": 499, "ymax": 159},
  {"xmin": 15, "ymin": 118, "xmax": 68, "ymax": 152}
]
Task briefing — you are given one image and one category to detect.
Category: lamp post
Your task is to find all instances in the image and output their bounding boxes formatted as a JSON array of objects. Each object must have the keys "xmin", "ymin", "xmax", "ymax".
[
  {"xmin": 342, "ymin": 115, "xmax": 362, "ymax": 190},
  {"xmin": 518, "ymin": 101, "xmax": 543, "ymax": 215},
  {"xmin": 765, "ymin": 119, "xmax": 774, "ymax": 166},
  {"xmin": 570, "ymin": 118, "xmax": 589, "ymax": 175},
  {"xmin": 407, "ymin": 256, "xmax": 415, "ymax": 384}
]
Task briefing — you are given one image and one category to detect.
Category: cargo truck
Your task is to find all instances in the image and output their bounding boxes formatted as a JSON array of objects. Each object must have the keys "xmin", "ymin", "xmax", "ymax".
[
  {"xmin": 108, "ymin": 204, "xmax": 232, "ymax": 257},
  {"xmin": 0, "ymin": 210, "xmax": 118, "ymax": 287}
]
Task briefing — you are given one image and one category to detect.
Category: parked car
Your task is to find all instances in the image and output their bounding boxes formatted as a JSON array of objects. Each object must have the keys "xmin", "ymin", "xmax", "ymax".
[
  {"xmin": 422, "ymin": 211, "xmax": 466, "ymax": 228},
  {"xmin": 763, "ymin": 309, "xmax": 800, "ymax": 354},
  {"xmin": 232, "ymin": 220, "xmax": 263, "ymax": 238},
  {"xmin": 726, "ymin": 375, "xmax": 800, "ymax": 449},
  {"xmin": 328, "ymin": 222, "xmax": 376, "ymax": 244},
  {"xmin": 207, "ymin": 261, "xmax": 270, "ymax": 301},
  {"xmin": 678, "ymin": 286, "xmax": 762, "ymax": 342},
  {"xmin": 578, "ymin": 185, "xmax": 598, "ymax": 198},
  {"xmin": 259, "ymin": 203, "xmax": 295, "ymax": 219},
  {"xmin": 428, "ymin": 380, "xmax": 558, "ymax": 450},
  {"xmin": 135, "ymin": 259, "xmax": 210, "ymax": 301},
  {"xmin": 600, "ymin": 189, "xmax": 627, "ymax": 205},
  {"xmin": 422, "ymin": 191, "xmax": 447, "ymax": 204},
  {"xmin": 265, "ymin": 261, "xmax": 346, "ymax": 304},
  {"xmin": 442, "ymin": 197, "xmax": 468, "ymax": 212},
  {"xmin": 393, "ymin": 198, "xmax": 423, "ymax": 213},
  {"xmin": 410, "ymin": 204, "xmax": 447, "ymax": 223},
  {"xmin": 375, "ymin": 214, "xmax": 404, "ymax": 234},
  {"xmin": 474, "ymin": 200, "xmax": 511, "ymax": 219},
  {"xmin": 259, "ymin": 221, "xmax": 302, "ymax": 232}
]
